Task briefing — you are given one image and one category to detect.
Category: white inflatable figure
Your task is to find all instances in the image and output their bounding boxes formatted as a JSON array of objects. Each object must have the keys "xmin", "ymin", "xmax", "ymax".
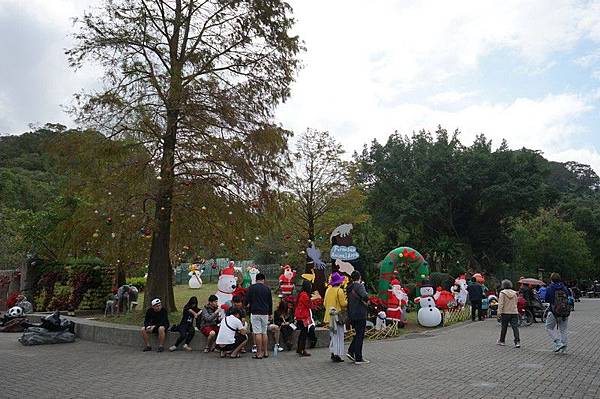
[
  {"xmin": 188, "ymin": 264, "xmax": 204, "ymax": 289},
  {"xmin": 248, "ymin": 266, "xmax": 260, "ymax": 285},
  {"xmin": 375, "ymin": 311, "xmax": 387, "ymax": 330},
  {"xmin": 215, "ymin": 262, "xmax": 237, "ymax": 312},
  {"xmin": 451, "ymin": 275, "xmax": 468, "ymax": 307},
  {"xmin": 335, "ymin": 258, "xmax": 355, "ymax": 275},
  {"xmin": 415, "ymin": 286, "xmax": 442, "ymax": 327}
]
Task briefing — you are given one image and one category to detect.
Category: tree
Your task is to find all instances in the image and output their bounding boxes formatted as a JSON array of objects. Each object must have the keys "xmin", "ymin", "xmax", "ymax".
[
  {"xmin": 288, "ymin": 129, "xmax": 348, "ymax": 242},
  {"xmin": 356, "ymin": 127, "xmax": 551, "ymax": 272},
  {"xmin": 68, "ymin": 0, "xmax": 302, "ymax": 311},
  {"xmin": 511, "ymin": 210, "xmax": 593, "ymax": 280}
]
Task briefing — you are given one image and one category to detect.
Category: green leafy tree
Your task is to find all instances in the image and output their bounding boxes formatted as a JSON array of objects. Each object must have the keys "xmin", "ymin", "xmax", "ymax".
[
  {"xmin": 511, "ymin": 210, "xmax": 593, "ymax": 279},
  {"xmin": 68, "ymin": 0, "xmax": 302, "ymax": 311}
]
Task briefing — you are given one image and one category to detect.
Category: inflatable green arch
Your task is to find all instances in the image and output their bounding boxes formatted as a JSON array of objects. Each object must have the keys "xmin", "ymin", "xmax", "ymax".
[{"xmin": 378, "ymin": 246, "xmax": 429, "ymax": 300}]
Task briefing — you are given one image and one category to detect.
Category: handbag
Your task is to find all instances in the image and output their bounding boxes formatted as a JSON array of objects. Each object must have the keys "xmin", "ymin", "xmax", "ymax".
[{"xmin": 336, "ymin": 289, "xmax": 348, "ymax": 325}]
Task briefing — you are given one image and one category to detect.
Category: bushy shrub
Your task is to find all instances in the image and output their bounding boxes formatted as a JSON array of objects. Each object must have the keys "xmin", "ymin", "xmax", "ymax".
[
  {"xmin": 126, "ymin": 277, "xmax": 146, "ymax": 291},
  {"xmin": 430, "ymin": 272, "xmax": 454, "ymax": 290}
]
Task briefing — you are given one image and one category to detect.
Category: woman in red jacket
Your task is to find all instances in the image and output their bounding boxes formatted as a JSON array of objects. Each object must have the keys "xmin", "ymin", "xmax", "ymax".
[{"xmin": 294, "ymin": 280, "xmax": 314, "ymax": 356}]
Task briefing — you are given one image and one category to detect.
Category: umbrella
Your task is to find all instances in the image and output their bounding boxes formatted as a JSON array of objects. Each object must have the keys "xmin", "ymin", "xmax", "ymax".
[{"xmin": 518, "ymin": 277, "xmax": 544, "ymax": 286}]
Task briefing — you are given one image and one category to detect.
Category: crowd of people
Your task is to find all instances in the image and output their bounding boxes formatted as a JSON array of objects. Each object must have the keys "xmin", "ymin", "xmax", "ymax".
[
  {"xmin": 494, "ymin": 272, "xmax": 571, "ymax": 352},
  {"xmin": 140, "ymin": 270, "xmax": 574, "ymax": 361},
  {"xmin": 140, "ymin": 271, "xmax": 371, "ymax": 364}
]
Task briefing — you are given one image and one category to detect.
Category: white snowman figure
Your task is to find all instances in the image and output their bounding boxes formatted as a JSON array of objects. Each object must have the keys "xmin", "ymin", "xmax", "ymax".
[
  {"xmin": 214, "ymin": 262, "xmax": 237, "ymax": 310},
  {"xmin": 248, "ymin": 266, "xmax": 260, "ymax": 285},
  {"xmin": 416, "ymin": 285, "xmax": 442, "ymax": 327},
  {"xmin": 188, "ymin": 264, "xmax": 204, "ymax": 289}
]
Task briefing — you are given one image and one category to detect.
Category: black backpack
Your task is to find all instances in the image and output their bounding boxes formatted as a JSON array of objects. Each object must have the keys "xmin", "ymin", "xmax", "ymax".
[{"xmin": 552, "ymin": 289, "xmax": 571, "ymax": 318}]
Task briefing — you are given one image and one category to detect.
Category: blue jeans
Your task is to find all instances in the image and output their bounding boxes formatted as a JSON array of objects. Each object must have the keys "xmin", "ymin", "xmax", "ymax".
[
  {"xmin": 545, "ymin": 312, "xmax": 568, "ymax": 345},
  {"xmin": 348, "ymin": 319, "xmax": 366, "ymax": 361}
]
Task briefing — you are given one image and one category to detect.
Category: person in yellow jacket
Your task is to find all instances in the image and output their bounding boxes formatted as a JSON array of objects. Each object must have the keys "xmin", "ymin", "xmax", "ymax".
[{"xmin": 324, "ymin": 272, "xmax": 348, "ymax": 362}]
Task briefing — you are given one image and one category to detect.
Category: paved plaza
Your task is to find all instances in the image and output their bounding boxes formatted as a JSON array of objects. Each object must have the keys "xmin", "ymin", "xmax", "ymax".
[{"xmin": 2, "ymin": 299, "xmax": 600, "ymax": 398}]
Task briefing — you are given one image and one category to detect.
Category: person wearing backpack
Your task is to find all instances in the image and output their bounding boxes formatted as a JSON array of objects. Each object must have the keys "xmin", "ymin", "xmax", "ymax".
[{"xmin": 544, "ymin": 272, "xmax": 571, "ymax": 353}]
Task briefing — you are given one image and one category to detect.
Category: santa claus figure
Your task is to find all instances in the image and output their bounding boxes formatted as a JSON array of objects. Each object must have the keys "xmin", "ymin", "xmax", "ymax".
[
  {"xmin": 278, "ymin": 265, "xmax": 296, "ymax": 297},
  {"xmin": 386, "ymin": 279, "xmax": 408, "ymax": 321}
]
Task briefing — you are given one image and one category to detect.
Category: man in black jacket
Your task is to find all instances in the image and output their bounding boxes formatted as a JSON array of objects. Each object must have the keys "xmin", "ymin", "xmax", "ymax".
[
  {"xmin": 141, "ymin": 298, "xmax": 170, "ymax": 352},
  {"xmin": 246, "ymin": 273, "xmax": 272, "ymax": 359},
  {"xmin": 467, "ymin": 277, "xmax": 484, "ymax": 321},
  {"xmin": 346, "ymin": 271, "xmax": 370, "ymax": 364}
]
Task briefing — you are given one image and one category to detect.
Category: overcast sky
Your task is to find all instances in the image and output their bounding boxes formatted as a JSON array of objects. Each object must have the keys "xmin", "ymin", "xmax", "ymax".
[{"xmin": 1, "ymin": 0, "xmax": 600, "ymax": 173}]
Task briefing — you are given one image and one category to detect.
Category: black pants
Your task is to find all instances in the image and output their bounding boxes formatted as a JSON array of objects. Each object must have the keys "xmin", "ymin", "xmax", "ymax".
[
  {"xmin": 348, "ymin": 319, "xmax": 366, "ymax": 361},
  {"xmin": 499, "ymin": 314, "xmax": 520, "ymax": 344},
  {"xmin": 296, "ymin": 321, "xmax": 308, "ymax": 353},
  {"xmin": 174, "ymin": 324, "xmax": 195, "ymax": 347},
  {"xmin": 471, "ymin": 300, "xmax": 483, "ymax": 321},
  {"xmin": 308, "ymin": 325, "xmax": 317, "ymax": 348},
  {"xmin": 280, "ymin": 325, "xmax": 294, "ymax": 349}
]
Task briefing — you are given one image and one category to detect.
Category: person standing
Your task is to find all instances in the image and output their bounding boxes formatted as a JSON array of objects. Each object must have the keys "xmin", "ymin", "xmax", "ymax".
[
  {"xmin": 169, "ymin": 296, "xmax": 201, "ymax": 352},
  {"xmin": 294, "ymin": 280, "xmax": 314, "ymax": 357},
  {"xmin": 467, "ymin": 277, "xmax": 484, "ymax": 321},
  {"xmin": 324, "ymin": 272, "xmax": 348, "ymax": 363},
  {"xmin": 246, "ymin": 273, "xmax": 273, "ymax": 359},
  {"xmin": 544, "ymin": 272, "xmax": 571, "ymax": 353},
  {"xmin": 496, "ymin": 280, "xmax": 520, "ymax": 348},
  {"xmin": 346, "ymin": 271, "xmax": 370, "ymax": 364},
  {"xmin": 140, "ymin": 298, "xmax": 170, "ymax": 352}
]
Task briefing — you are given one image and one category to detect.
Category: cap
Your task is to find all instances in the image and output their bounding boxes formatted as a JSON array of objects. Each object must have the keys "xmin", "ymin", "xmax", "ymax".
[{"xmin": 151, "ymin": 298, "xmax": 161, "ymax": 306}]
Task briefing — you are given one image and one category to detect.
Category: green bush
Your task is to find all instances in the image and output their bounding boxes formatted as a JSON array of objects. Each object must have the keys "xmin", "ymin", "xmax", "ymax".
[
  {"xmin": 126, "ymin": 277, "xmax": 146, "ymax": 291},
  {"xmin": 33, "ymin": 257, "xmax": 113, "ymax": 311}
]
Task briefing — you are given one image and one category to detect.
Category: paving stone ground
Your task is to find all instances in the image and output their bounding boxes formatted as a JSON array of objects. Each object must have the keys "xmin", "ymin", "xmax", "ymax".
[{"xmin": 2, "ymin": 299, "xmax": 600, "ymax": 399}]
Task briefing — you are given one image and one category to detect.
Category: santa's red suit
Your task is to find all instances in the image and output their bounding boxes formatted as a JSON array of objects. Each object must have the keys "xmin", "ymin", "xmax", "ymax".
[
  {"xmin": 386, "ymin": 279, "xmax": 407, "ymax": 321},
  {"xmin": 279, "ymin": 266, "xmax": 296, "ymax": 296}
]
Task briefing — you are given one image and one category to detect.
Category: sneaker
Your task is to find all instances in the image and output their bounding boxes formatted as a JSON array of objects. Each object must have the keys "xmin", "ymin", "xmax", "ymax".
[
  {"xmin": 553, "ymin": 340, "xmax": 563, "ymax": 352},
  {"xmin": 514, "ymin": 343, "xmax": 521, "ymax": 348},
  {"xmin": 157, "ymin": 346, "xmax": 164, "ymax": 353},
  {"xmin": 142, "ymin": 346, "xmax": 152, "ymax": 352},
  {"xmin": 251, "ymin": 345, "xmax": 257, "ymax": 353},
  {"xmin": 169, "ymin": 345, "xmax": 177, "ymax": 352},
  {"xmin": 558, "ymin": 343, "xmax": 567, "ymax": 352},
  {"xmin": 346, "ymin": 353, "xmax": 355, "ymax": 362},
  {"xmin": 332, "ymin": 355, "xmax": 344, "ymax": 363},
  {"xmin": 354, "ymin": 359, "xmax": 370, "ymax": 365},
  {"xmin": 496, "ymin": 341, "xmax": 505, "ymax": 346},
  {"xmin": 275, "ymin": 344, "xmax": 284, "ymax": 352},
  {"xmin": 183, "ymin": 344, "xmax": 192, "ymax": 352}
]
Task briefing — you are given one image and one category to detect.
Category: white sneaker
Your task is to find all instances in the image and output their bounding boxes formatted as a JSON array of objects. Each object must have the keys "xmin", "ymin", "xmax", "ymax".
[
  {"xmin": 168, "ymin": 345, "xmax": 177, "ymax": 352},
  {"xmin": 553, "ymin": 340, "xmax": 563, "ymax": 352},
  {"xmin": 354, "ymin": 359, "xmax": 370, "ymax": 365},
  {"xmin": 251, "ymin": 345, "xmax": 257, "ymax": 353},
  {"xmin": 275, "ymin": 344, "xmax": 284, "ymax": 352},
  {"xmin": 496, "ymin": 341, "xmax": 505, "ymax": 346},
  {"xmin": 183, "ymin": 344, "xmax": 192, "ymax": 351}
]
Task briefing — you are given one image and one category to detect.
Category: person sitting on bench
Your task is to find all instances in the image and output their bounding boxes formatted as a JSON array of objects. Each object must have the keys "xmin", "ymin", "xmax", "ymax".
[{"xmin": 141, "ymin": 298, "xmax": 170, "ymax": 352}]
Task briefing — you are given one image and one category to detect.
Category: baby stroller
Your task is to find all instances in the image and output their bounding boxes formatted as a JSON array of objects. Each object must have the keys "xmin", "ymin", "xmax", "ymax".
[
  {"xmin": 523, "ymin": 296, "xmax": 547, "ymax": 325},
  {"xmin": 487, "ymin": 295, "xmax": 498, "ymax": 317}
]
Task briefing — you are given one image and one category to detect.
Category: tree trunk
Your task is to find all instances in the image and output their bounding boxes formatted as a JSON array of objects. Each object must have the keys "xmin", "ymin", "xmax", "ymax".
[{"xmin": 144, "ymin": 110, "xmax": 178, "ymax": 312}]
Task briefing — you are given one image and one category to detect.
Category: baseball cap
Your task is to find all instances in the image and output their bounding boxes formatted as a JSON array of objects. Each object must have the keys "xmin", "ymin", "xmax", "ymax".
[{"xmin": 151, "ymin": 298, "xmax": 161, "ymax": 306}]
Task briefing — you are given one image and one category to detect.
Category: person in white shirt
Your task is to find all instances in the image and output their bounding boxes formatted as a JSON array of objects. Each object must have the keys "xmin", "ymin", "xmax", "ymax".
[{"xmin": 215, "ymin": 308, "xmax": 247, "ymax": 358}]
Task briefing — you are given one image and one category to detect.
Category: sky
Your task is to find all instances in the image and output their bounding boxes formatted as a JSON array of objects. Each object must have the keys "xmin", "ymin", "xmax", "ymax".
[{"xmin": 1, "ymin": 0, "xmax": 600, "ymax": 173}]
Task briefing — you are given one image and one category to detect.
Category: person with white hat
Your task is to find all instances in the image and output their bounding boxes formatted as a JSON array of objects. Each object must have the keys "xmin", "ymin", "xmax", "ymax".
[{"xmin": 141, "ymin": 298, "xmax": 170, "ymax": 352}]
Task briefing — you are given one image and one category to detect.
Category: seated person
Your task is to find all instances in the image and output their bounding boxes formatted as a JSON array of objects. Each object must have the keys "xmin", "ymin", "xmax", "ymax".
[
  {"xmin": 15, "ymin": 295, "xmax": 33, "ymax": 314},
  {"xmin": 198, "ymin": 294, "xmax": 220, "ymax": 353},
  {"xmin": 215, "ymin": 307, "xmax": 247, "ymax": 358},
  {"xmin": 141, "ymin": 298, "xmax": 170, "ymax": 352},
  {"xmin": 271, "ymin": 300, "xmax": 294, "ymax": 351}
]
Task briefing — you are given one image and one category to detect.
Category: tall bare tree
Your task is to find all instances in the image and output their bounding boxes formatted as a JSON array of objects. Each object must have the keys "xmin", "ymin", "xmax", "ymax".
[{"xmin": 68, "ymin": 0, "xmax": 301, "ymax": 311}]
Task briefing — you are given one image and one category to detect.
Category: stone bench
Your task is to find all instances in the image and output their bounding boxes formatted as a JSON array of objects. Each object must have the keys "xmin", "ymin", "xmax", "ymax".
[{"xmin": 26, "ymin": 314, "xmax": 330, "ymax": 351}]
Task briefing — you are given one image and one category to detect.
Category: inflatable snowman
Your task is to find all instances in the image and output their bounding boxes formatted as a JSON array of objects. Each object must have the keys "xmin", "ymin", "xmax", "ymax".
[
  {"xmin": 188, "ymin": 264, "xmax": 204, "ymax": 289},
  {"xmin": 214, "ymin": 262, "xmax": 237, "ymax": 309},
  {"xmin": 415, "ymin": 285, "xmax": 442, "ymax": 327},
  {"xmin": 248, "ymin": 266, "xmax": 260, "ymax": 285}
]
